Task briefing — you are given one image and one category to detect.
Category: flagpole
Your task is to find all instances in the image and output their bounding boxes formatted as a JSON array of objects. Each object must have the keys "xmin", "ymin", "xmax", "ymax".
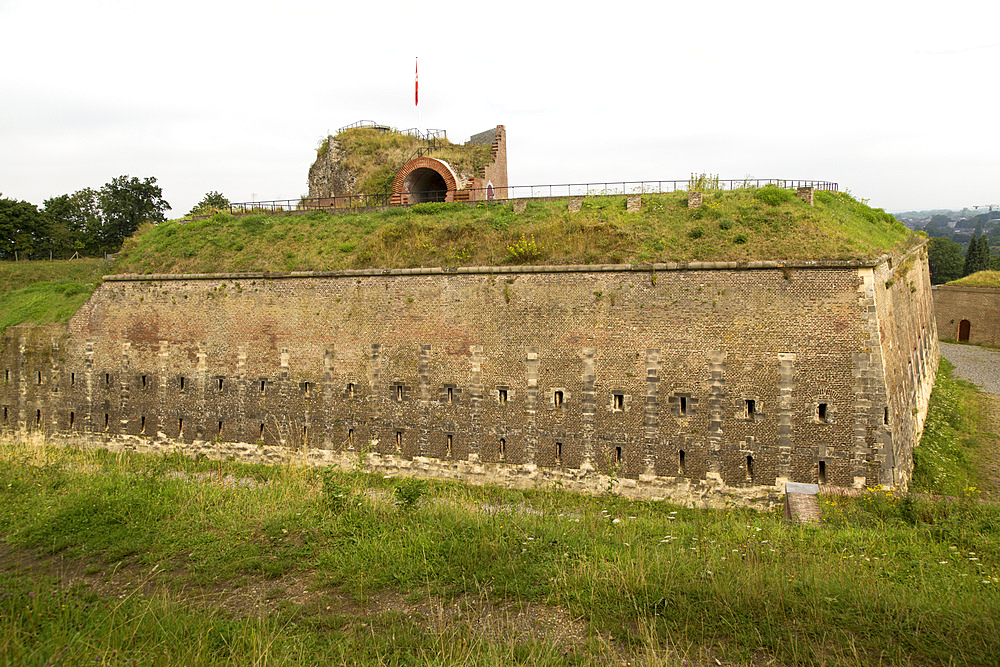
[{"xmin": 415, "ymin": 57, "xmax": 421, "ymax": 132}]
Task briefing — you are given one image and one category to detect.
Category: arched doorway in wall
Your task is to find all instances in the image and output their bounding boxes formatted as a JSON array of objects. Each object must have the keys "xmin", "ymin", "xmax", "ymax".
[
  {"xmin": 958, "ymin": 319, "xmax": 971, "ymax": 342},
  {"xmin": 404, "ymin": 168, "xmax": 447, "ymax": 203},
  {"xmin": 392, "ymin": 157, "xmax": 459, "ymax": 205}
]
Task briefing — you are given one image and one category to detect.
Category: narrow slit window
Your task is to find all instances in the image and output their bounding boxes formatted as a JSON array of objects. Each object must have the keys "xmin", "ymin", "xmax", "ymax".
[
  {"xmin": 746, "ymin": 399, "xmax": 756, "ymax": 418},
  {"xmin": 217, "ymin": 377, "xmax": 224, "ymax": 391},
  {"xmin": 679, "ymin": 396, "xmax": 688, "ymax": 415},
  {"xmin": 678, "ymin": 449, "xmax": 686, "ymax": 475},
  {"xmin": 395, "ymin": 431, "xmax": 403, "ymax": 451},
  {"xmin": 446, "ymin": 434, "xmax": 453, "ymax": 457},
  {"xmin": 303, "ymin": 382, "xmax": 311, "ymax": 398},
  {"xmin": 4, "ymin": 370, "xmax": 8, "ymax": 383},
  {"xmin": 179, "ymin": 377, "xmax": 185, "ymax": 391},
  {"xmin": 746, "ymin": 454, "xmax": 754, "ymax": 479},
  {"xmin": 396, "ymin": 385, "xmax": 403, "ymax": 402},
  {"xmin": 37, "ymin": 371, "xmax": 42, "ymax": 385},
  {"xmin": 2, "ymin": 406, "xmax": 7, "ymax": 423},
  {"xmin": 817, "ymin": 403, "xmax": 828, "ymax": 423},
  {"xmin": 613, "ymin": 394, "xmax": 624, "ymax": 411},
  {"xmin": 105, "ymin": 373, "xmax": 110, "ymax": 386},
  {"xmin": 302, "ymin": 426, "xmax": 308, "ymax": 439},
  {"xmin": 884, "ymin": 407, "xmax": 890, "ymax": 426},
  {"xmin": 348, "ymin": 428, "xmax": 355, "ymax": 449},
  {"xmin": 555, "ymin": 441, "xmax": 563, "ymax": 465},
  {"xmin": 70, "ymin": 372, "xmax": 75, "ymax": 386},
  {"xmin": 260, "ymin": 380, "xmax": 266, "ymax": 396},
  {"xmin": 141, "ymin": 375, "xmax": 147, "ymax": 389},
  {"xmin": 178, "ymin": 418, "xmax": 184, "ymax": 435},
  {"xmin": 499, "ymin": 438, "xmax": 506, "ymax": 461},
  {"xmin": 36, "ymin": 409, "xmax": 42, "ymax": 426},
  {"xmin": 347, "ymin": 383, "xmax": 355, "ymax": 399},
  {"xmin": 218, "ymin": 420, "xmax": 224, "ymax": 434},
  {"xmin": 554, "ymin": 390, "xmax": 564, "ymax": 407},
  {"xmin": 104, "ymin": 413, "xmax": 109, "ymax": 430},
  {"xmin": 447, "ymin": 387, "xmax": 453, "ymax": 403},
  {"xmin": 70, "ymin": 411, "xmax": 75, "ymax": 428},
  {"xmin": 818, "ymin": 460, "xmax": 827, "ymax": 484},
  {"xmin": 498, "ymin": 388, "xmax": 507, "ymax": 405},
  {"xmin": 139, "ymin": 415, "xmax": 145, "ymax": 433},
  {"xmin": 615, "ymin": 446, "xmax": 623, "ymax": 464}
]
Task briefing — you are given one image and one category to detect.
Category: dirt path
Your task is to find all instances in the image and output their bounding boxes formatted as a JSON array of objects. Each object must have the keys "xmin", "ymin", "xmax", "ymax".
[{"xmin": 0, "ymin": 543, "xmax": 594, "ymax": 658}]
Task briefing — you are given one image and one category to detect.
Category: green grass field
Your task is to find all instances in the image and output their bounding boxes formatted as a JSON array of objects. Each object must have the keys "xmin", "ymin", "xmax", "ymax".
[
  {"xmin": 0, "ymin": 258, "xmax": 108, "ymax": 332},
  {"xmin": 0, "ymin": 359, "xmax": 997, "ymax": 665},
  {"xmin": 113, "ymin": 189, "xmax": 914, "ymax": 275}
]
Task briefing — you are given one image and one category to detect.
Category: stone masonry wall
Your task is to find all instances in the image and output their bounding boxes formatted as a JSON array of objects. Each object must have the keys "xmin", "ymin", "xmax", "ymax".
[
  {"xmin": 0, "ymin": 248, "xmax": 936, "ymax": 502},
  {"xmin": 933, "ymin": 284, "xmax": 1000, "ymax": 346}
]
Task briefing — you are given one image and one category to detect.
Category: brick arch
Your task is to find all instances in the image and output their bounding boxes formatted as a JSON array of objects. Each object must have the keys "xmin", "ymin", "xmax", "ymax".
[{"xmin": 391, "ymin": 157, "xmax": 459, "ymax": 205}]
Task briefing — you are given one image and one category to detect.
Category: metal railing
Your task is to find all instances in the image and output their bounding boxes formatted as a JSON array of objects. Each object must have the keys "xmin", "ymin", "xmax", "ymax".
[
  {"xmin": 230, "ymin": 179, "xmax": 839, "ymax": 214},
  {"xmin": 336, "ymin": 120, "xmax": 392, "ymax": 134}
]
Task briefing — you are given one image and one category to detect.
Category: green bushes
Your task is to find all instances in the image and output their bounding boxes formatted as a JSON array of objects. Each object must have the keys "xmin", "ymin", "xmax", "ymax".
[{"xmin": 755, "ymin": 185, "xmax": 796, "ymax": 206}]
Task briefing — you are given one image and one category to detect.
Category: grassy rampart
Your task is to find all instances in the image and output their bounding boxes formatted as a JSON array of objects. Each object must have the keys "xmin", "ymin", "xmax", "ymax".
[
  {"xmin": 0, "ymin": 258, "xmax": 108, "ymax": 331},
  {"xmin": 114, "ymin": 189, "xmax": 913, "ymax": 275},
  {"xmin": 948, "ymin": 270, "xmax": 1000, "ymax": 288}
]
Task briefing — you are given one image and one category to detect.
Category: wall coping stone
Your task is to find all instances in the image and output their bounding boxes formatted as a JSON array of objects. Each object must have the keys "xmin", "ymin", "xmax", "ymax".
[
  {"xmin": 104, "ymin": 258, "xmax": 891, "ymax": 282},
  {"xmin": 933, "ymin": 284, "xmax": 1000, "ymax": 294}
]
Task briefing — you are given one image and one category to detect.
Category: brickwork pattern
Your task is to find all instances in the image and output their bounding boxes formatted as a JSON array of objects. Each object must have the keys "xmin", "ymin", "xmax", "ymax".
[
  {"xmin": 933, "ymin": 285, "xmax": 1000, "ymax": 346},
  {"xmin": 0, "ymin": 248, "xmax": 936, "ymax": 498}
]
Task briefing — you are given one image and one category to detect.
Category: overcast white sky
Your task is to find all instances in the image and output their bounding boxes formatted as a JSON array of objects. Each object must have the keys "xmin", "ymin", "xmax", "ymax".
[{"xmin": 2, "ymin": 0, "xmax": 998, "ymax": 216}]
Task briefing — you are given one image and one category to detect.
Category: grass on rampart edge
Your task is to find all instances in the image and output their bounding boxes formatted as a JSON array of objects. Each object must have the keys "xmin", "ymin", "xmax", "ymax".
[
  {"xmin": 113, "ymin": 189, "xmax": 915, "ymax": 276},
  {"xmin": 948, "ymin": 270, "xmax": 1000, "ymax": 288},
  {"xmin": 0, "ymin": 280, "xmax": 99, "ymax": 332},
  {"xmin": 0, "ymin": 258, "xmax": 108, "ymax": 332},
  {"xmin": 0, "ymin": 257, "xmax": 107, "ymax": 297}
]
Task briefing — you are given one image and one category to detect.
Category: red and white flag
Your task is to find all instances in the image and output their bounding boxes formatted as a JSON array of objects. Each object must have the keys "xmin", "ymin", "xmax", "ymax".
[{"xmin": 415, "ymin": 58, "xmax": 419, "ymax": 107}]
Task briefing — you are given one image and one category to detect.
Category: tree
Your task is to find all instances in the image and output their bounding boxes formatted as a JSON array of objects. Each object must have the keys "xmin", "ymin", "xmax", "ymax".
[
  {"xmin": 187, "ymin": 191, "xmax": 230, "ymax": 217},
  {"xmin": 962, "ymin": 232, "xmax": 992, "ymax": 277},
  {"xmin": 927, "ymin": 237, "xmax": 964, "ymax": 284},
  {"xmin": 97, "ymin": 176, "xmax": 170, "ymax": 252},
  {"xmin": 0, "ymin": 197, "xmax": 61, "ymax": 260},
  {"xmin": 44, "ymin": 188, "xmax": 103, "ymax": 256}
]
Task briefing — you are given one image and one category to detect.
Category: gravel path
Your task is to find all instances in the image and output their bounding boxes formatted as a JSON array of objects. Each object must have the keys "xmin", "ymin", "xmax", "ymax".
[{"xmin": 939, "ymin": 342, "xmax": 1000, "ymax": 396}]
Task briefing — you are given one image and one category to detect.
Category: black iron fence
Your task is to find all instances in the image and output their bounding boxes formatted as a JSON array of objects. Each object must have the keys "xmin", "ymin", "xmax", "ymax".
[{"xmin": 230, "ymin": 179, "xmax": 838, "ymax": 214}]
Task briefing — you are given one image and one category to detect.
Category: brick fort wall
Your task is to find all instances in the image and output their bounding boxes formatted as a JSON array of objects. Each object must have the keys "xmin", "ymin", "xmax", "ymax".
[{"xmin": 0, "ymin": 246, "xmax": 936, "ymax": 503}]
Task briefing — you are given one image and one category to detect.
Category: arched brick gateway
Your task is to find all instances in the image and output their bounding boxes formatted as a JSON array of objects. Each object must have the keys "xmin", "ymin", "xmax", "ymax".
[{"xmin": 391, "ymin": 157, "xmax": 460, "ymax": 205}]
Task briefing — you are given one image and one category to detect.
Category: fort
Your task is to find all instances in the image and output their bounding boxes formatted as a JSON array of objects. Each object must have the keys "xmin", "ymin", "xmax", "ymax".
[{"xmin": 0, "ymin": 125, "xmax": 939, "ymax": 507}]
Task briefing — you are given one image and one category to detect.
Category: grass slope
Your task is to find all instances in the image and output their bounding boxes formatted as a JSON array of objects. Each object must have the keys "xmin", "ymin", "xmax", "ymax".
[
  {"xmin": 0, "ymin": 362, "xmax": 998, "ymax": 666},
  {"xmin": 114, "ymin": 189, "xmax": 914, "ymax": 275},
  {"xmin": 949, "ymin": 270, "xmax": 1000, "ymax": 288},
  {"xmin": 0, "ymin": 258, "xmax": 108, "ymax": 331}
]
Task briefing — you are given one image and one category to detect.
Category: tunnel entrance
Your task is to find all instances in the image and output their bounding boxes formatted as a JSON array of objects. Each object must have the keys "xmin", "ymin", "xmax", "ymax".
[{"xmin": 404, "ymin": 168, "xmax": 448, "ymax": 203}]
